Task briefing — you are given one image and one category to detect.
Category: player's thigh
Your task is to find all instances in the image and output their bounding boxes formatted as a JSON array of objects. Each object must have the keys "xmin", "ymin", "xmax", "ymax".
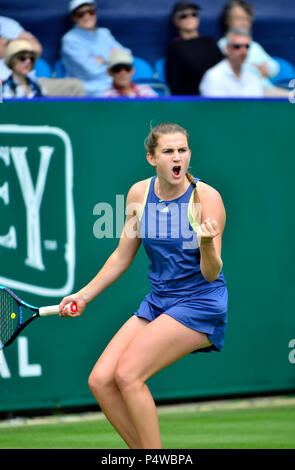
[
  {"xmin": 116, "ymin": 313, "xmax": 212, "ymax": 384},
  {"xmin": 89, "ymin": 315, "xmax": 149, "ymax": 385}
]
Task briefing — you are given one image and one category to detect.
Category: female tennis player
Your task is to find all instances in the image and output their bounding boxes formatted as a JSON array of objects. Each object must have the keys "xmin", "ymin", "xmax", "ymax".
[{"xmin": 59, "ymin": 123, "xmax": 228, "ymax": 449}]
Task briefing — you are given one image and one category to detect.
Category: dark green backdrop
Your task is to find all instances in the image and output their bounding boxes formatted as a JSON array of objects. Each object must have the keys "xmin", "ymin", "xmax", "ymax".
[{"xmin": 0, "ymin": 99, "xmax": 294, "ymax": 412}]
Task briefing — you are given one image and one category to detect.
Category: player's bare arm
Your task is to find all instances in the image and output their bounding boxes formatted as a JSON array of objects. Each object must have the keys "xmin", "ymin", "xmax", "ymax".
[
  {"xmin": 197, "ymin": 182, "xmax": 226, "ymax": 282},
  {"xmin": 59, "ymin": 180, "xmax": 148, "ymax": 316}
]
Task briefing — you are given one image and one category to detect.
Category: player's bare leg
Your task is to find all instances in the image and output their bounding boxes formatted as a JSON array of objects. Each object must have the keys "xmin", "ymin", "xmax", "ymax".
[
  {"xmin": 88, "ymin": 315, "xmax": 149, "ymax": 449},
  {"xmin": 114, "ymin": 314, "xmax": 212, "ymax": 449}
]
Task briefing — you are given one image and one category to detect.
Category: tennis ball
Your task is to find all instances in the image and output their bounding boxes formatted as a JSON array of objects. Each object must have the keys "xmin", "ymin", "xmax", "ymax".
[{"xmin": 11, "ymin": 313, "xmax": 16, "ymax": 319}]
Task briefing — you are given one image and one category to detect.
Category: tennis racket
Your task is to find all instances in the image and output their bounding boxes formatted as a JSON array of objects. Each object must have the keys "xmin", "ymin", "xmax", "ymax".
[{"xmin": 0, "ymin": 286, "xmax": 77, "ymax": 350}]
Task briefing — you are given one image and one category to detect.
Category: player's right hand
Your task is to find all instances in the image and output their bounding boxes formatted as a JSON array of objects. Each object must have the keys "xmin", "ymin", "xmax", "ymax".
[{"xmin": 59, "ymin": 293, "xmax": 87, "ymax": 318}]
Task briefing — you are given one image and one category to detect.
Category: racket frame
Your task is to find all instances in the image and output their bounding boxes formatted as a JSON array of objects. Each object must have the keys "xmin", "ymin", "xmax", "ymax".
[{"xmin": 0, "ymin": 286, "xmax": 74, "ymax": 350}]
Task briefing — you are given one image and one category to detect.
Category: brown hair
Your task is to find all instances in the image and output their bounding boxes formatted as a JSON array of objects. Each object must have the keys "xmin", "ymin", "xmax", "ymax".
[
  {"xmin": 144, "ymin": 123, "xmax": 200, "ymax": 205},
  {"xmin": 219, "ymin": 0, "xmax": 254, "ymax": 34}
]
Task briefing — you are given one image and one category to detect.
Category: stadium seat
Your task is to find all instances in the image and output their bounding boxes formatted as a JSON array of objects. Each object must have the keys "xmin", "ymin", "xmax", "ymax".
[
  {"xmin": 149, "ymin": 81, "xmax": 170, "ymax": 96},
  {"xmin": 132, "ymin": 57, "xmax": 155, "ymax": 82},
  {"xmin": 34, "ymin": 58, "xmax": 52, "ymax": 78},
  {"xmin": 154, "ymin": 57, "xmax": 167, "ymax": 83},
  {"xmin": 134, "ymin": 78, "xmax": 170, "ymax": 96},
  {"xmin": 54, "ymin": 59, "xmax": 66, "ymax": 78},
  {"xmin": 271, "ymin": 57, "xmax": 295, "ymax": 88}
]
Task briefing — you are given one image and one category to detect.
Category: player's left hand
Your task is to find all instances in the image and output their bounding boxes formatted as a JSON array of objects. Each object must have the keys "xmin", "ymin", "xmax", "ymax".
[{"xmin": 197, "ymin": 218, "xmax": 219, "ymax": 246}]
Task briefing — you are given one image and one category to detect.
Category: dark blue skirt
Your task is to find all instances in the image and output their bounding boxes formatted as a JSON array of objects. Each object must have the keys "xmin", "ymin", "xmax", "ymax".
[{"xmin": 134, "ymin": 285, "xmax": 228, "ymax": 353}]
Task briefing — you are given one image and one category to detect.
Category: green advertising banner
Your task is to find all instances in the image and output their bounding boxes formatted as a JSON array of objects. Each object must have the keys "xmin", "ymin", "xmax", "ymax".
[{"xmin": 0, "ymin": 98, "xmax": 294, "ymax": 412}]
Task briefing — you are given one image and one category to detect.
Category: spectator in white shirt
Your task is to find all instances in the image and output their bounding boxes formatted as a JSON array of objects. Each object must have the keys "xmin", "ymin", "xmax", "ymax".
[
  {"xmin": 200, "ymin": 27, "xmax": 263, "ymax": 97},
  {"xmin": 217, "ymin": 0, "xmax": 289, "ymax": 97},
  {"xmin": 102, "ymin": 50, "xmax": 158, "ymax": 98}
]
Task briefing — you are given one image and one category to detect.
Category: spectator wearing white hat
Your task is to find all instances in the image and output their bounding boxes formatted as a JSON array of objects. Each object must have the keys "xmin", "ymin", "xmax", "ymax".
[
  {"xmin": 0, "ymin": 14, "xmax": 85, "ymax": 97},
  {"xmin": 0, "ymin": 14, "xmax": 42, "ymax": 82},
  {"xmin": 61, "ymin": 0, "xmax": 129, "ymax": 96},
  {"xmin": 2, "ymin": 39, "xmax": 45, "ymax": 99},
  {"xmin": 102, "ymin": 50, "xmax": 158, "ymax": 98}
]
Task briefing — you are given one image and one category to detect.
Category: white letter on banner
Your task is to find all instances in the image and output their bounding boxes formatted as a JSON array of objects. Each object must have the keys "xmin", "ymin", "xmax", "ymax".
[
  {"xmin": 0, "ymin": 147, "xmax": 17, "ymax": 249},
  {"xmin": 0, "ymin": 347, "xmax": 11, "ymax": 379},
  {"xmin": 18, "ymin": 337, "xmax": 42, "ymax": 377},
  {"xmin": 10, "ymin": 146, "xmax": 54, "ymax": 270}
]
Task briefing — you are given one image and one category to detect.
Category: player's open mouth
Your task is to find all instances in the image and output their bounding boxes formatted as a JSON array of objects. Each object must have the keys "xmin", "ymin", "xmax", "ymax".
[{"xmin": 172, "ymin": 166, "xmax": 181, "ymax": 177}]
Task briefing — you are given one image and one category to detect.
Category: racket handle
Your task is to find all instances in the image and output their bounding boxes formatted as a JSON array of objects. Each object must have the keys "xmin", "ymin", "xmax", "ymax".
[{"xmin": 39, "ymin": 302, "xmax": 77, "ymax": 316}]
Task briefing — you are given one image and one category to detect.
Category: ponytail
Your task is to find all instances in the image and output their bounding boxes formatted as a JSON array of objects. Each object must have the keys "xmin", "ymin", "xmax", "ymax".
[
  {"xmin": 186, "ymin": 171, "xmax": 201, "ymax": 223},
  {"xmin": 186, "ymin": 171, "xmax": 200, "ymax": 203}
]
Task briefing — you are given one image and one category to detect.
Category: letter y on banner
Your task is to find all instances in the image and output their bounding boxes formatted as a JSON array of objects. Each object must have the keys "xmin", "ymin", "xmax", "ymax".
[{"xmin": 0, "ymin": 125, "xmax": 75, "ymax": 297}]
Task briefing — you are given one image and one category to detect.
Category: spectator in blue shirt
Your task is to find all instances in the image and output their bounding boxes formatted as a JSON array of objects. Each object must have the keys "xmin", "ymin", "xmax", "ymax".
[{"xmin": 61, "ymin": 0, "xmax": 128, "ymax": 96}]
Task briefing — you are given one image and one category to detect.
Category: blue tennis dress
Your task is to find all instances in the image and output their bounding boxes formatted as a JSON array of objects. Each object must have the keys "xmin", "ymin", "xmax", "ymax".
[{"xmin": 134, "ymin": 176, "xmax": 228, "ymax": 353}]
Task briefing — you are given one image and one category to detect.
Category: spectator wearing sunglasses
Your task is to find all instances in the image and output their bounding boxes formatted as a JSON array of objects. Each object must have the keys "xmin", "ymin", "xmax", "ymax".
[
  {"xmin": 0, "ymin": 14, "xmax": 85, "ymax": 97},
  {"xmin": 217, "ymin": 0, "xmax": 288, "ymax": 97},
  {"xmin": 199, "ymin": 28, "xmax": 263, "ymax": 97},
  {"xmin": 2, "ymin": 39, "xmax": 45, "ymax": 99},
  {"xmin": 61, "ymin": 0, "xmax": 129, "ymax": 96},
  {"xmin": 0, "ymin": 15, "xmax": 42, "ymax": 82},
  {"xmin": 166, "ymin": 1, "xmax": 223, "ymax": 95},
  {"xmin": 101, "ymin": 50, "xmax": 158, "ymax": 98}
]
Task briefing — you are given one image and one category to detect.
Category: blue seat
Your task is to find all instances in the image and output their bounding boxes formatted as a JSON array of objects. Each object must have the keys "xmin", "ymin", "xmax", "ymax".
[
  {"xmin": 271, "ymin": 56, "xmax": 295, "ymax": 88},
  {"xmin": 34, "ymin": 58, "xmax": 52, "ymax": 78},
  {"xmin": 154, "ymin": 57, "xmax": 167, "ymax": 83},
  {"xmin": 133, "ymin": 56, "xmax": 154, "ymax": 82},
  {"xmin": 54, "ymin": 59, "xmax": 66, "ymax": 78},
  {"xmin": 148, "ymin": 81, "xmax": 170, "ymax": 96},
  {"xmin": 134, "ymin": 78, "xmax": 170, "ymax": 96}
]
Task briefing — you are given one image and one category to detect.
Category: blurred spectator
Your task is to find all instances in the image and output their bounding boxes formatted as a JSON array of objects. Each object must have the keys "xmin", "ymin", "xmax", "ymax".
[
  {"xmin": 2, "ymin": 39, "xmax": 44, "ymax": 98},
  {"xmin": 199, "ymin": 28, "xmax": 263, "ymax": 97},
  {"xmin": 218, "ymin": 0, "xmax": 289, "ymax": 97},
  {"xmin": 0, "ymin": 14, "xmax": 85, "ymax": 96},
  {"xmin": 101, "ymin": 50, "xmax": 158, "ymax": 98},
  {"xmin": 165, "ymin": 1, "xmax": 223, "ymax": 95},
  {"xmin": 0, "ymin": 15, "xmax": 42, "ymax": 81},
  {"xmin": 61, "ymin": 0, "xmax": 128, "ymax": 96}
]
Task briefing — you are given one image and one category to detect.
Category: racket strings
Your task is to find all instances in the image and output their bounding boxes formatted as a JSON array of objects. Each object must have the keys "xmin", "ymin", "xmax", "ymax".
[{"xmin": 0, "ymin": 290, "xmax": 19, "ymax": 347}]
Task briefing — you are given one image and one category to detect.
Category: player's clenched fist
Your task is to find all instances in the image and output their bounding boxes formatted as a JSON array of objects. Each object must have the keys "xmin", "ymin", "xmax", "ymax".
[{"xmin": 196, "ymin": 218, "xmax": 219, "ymax": 245}]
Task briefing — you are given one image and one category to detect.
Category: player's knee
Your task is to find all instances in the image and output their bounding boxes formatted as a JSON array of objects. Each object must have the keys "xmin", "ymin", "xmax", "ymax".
[
  {"xmin": 88, "ymin": 367, "xmax": 115, "ymax": 394},
  {"xmin": 114, "ymin": 358, "xmax": 140, "ymax": 391}
]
